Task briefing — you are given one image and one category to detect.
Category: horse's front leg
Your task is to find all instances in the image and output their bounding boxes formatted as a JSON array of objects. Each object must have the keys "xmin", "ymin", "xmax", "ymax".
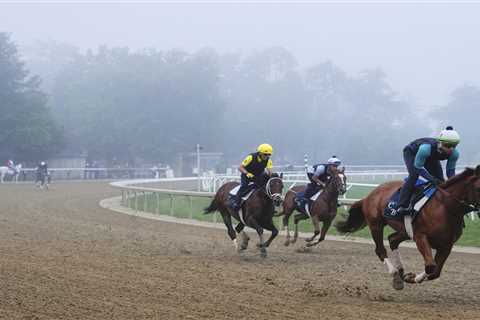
[
  {"xmin": 428, "ymin": 245, "xmax": 453, "ymax": 281},
  {"xmin": 307, "ymin": 218, "xmax": 332, "ymax": 247},
  {"xmin": 247, "ymin": 216, "xmax": 267, "ymax": 258},
  {"xmin": 404, "ymin": 233, "xmax": 435, "ymax": 284}
]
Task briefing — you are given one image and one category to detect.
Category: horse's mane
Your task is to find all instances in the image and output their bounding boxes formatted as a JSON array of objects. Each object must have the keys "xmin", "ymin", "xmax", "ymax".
[{"xmin": 442, "ymin": 168, "xmax": 475, "ymax": 189}]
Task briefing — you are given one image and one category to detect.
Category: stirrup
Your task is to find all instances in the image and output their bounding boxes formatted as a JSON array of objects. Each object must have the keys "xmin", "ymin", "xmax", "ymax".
[{"xmin": 404, "ymin": 215, "xmax": 413, "ymax": 239}]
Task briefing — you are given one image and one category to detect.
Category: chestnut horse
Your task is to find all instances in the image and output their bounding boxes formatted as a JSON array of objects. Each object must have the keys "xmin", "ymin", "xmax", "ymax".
[
  {"xmin": 204, "ymin": 173, "xmax": 284, "ymax": 257},
  {"xmin": 279, "ymin": 166, "xmax": 347, "ymax": 247},
  {"xmin": 336, "ymin": 166, "xmax": 480, "ymax": 290}
]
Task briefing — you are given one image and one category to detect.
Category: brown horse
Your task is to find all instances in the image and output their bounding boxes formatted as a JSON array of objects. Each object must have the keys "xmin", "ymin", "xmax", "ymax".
[
  {"xmin": 336, "ymin": 166, "xmax": 480, "ymax": 290},
  {"xmin": 279, "ymin": 166, "xmax": 347, "ymax": 247},
  {"xmin": 204, "ymin": 173, "xmax": 284, "ymax": 257}
]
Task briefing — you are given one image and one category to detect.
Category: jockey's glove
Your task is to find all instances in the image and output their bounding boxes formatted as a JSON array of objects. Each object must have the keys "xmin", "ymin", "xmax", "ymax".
[{"xmin": 246, "ymin": 172, "xmax": 255, "ymax": 179}]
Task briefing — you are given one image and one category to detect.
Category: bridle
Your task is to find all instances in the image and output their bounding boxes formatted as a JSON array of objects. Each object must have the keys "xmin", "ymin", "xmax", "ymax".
[
  {"xmin": 265, "ymin": 177, "xmax": 283, "ymax": 202},
  {"xmin": 436, "ymin": 181, "xmax": 480, "ymax": 214}
]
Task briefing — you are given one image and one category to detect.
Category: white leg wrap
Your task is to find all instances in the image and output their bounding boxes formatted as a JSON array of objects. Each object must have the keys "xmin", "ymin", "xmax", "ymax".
[
  {"xmin": 384, "ymin": 258, "xmax": 398, "ymax": 275},
  {"xmin": 259, "ymin": 233, "xmax": 265, "ymax": 246},
  {"xmin": 390, "ymin": 249, "xmax": 404, "ymax": 270},
  {"xmin": 233, "ymin": 238, "xmax": 238, "ymax": 250},
  {"xmin": 415, "ymin": 271, "xmax": 427, "ymax": 283}
]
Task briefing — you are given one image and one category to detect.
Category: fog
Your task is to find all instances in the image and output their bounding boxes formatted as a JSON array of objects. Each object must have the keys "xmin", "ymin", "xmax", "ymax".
[
  {"xmin": 1, "ymin": 2, "xmax": 479, "ymax": 170},
  {"xmin": 2, "ymin": 2, "xmax": 480, "ymax": 105}
]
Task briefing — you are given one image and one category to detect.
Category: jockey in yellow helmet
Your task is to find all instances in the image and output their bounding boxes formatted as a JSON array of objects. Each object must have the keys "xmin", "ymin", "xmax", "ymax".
[{"xmin": 231, "ymin": 143, "xmax": 274, "ymax": 210}]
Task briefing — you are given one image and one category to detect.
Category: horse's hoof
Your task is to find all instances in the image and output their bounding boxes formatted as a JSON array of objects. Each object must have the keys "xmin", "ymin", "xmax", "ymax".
[
  {"xmin": 392, "ymin": 271, "xmax": 404, "ymax": 290},
  {"xmin": 291, "ymin": 238, "xmax": 297, "ymax": 244},
  {"xmin": 284, "ymin": 240, "xmax": 290, "ymax": 246},
  {"xmin": 305, "ymin": 242, "xmax": 316, "ymax": 247},
  {"xmin": 260, "ymin": 248, "xmax": 267, "ymax": 258},
  {"xmin": 305, "ymin": 238, "xmax": 313, "ymax": 243},
  {"xmin": 403, "ymin": 272, "xmax": 416, "ymax": 283}
]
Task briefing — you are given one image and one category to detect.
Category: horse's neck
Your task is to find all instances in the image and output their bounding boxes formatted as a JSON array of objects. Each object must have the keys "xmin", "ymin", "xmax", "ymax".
[
  {"xmin": 323, "ymin": 183, "xmax": 339, "ymax": 199},
  {"xmin": 444, "ymin": 179, "xmax": 469, "ymax": 199}
]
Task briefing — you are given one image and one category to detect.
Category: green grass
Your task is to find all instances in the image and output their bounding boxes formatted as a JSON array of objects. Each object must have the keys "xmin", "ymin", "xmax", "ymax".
[{"xmin": 126, "ymin": 186, "xmax": 480, "ymax": 247}]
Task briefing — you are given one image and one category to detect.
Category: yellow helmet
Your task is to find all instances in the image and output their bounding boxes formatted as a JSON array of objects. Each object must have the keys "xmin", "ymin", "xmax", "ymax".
[{"xmin": 257, "ymin": 143, "xmax": 273, "ymax": 155}]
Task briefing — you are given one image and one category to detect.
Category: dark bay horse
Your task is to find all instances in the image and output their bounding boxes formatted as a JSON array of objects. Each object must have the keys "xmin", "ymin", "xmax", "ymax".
[
  {"xmin": 204, "ymin": 173, "xmax": 284, "ymax": 257},
  {"xmin": 336, "ymin": 166, "xmax": 480, "ymax": 290},
  {"xmin": 279, "ymin": 166, "xmax": 347, "ymax": 247}
]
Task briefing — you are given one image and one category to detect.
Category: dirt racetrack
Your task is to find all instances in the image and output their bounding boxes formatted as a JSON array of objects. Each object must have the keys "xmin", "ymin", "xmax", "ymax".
[{"xmin": 1, "ymin": 181, "xmax": 480, "ymax": 320}]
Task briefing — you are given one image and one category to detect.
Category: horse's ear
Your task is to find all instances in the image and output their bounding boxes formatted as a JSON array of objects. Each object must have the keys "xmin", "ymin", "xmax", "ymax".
[
  {"xmin": 280, "ymin": 172, "xmax": 283, "ymax": 179},
  {"xmin": 475, "ymin": 165, "xmax": 480, "ymax": 176}
]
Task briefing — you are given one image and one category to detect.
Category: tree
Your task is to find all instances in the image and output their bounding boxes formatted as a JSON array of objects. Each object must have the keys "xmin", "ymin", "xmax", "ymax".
[{"xmin": 0, "ymin": 33, "xmax": 63, "ymax": 161}]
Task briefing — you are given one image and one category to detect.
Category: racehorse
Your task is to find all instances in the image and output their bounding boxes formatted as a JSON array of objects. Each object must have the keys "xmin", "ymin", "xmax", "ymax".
[
  {"xmin": 336, "ymin": 166, "xmax": 480, "ymax": 290},
  {"xmin": 0, "ymin": 164, "xmax": 22, "ymax": 183},
  {"xmin": 279, "ymin": 165, "xmax": 347, "ymax": 247},
  {"xmin": 204, "ymin": 173, "xmax": 284, "ymax": 257}
]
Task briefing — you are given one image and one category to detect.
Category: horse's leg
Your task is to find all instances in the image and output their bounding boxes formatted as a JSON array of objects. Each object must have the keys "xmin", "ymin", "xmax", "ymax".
[
  {"xmin": 282, "ymin": 205, "xmax": 295, "ymax": 246},
  {"xmin": 307, "ymin": 218, "xmax": 332, "ymax": 247},
  {"xmin": 246, "ymin": 216, "xmax": 267, "ymax": 258},
  {"xmin": 292, "ymin": 213, "xmax": 309, "ymax": 244},
  {"xmin": 262, "ymin": 219, "xmax": 279, "ymax": 248},
  {"xmin": 387, "ymin": 231, "xmax": 409, "ymax": 290},
  {"xmin": 235, "ymin": 222, "xmax": 249, "ymax": 250},
  {"xmin": 370, "ymin": 223, "xmax": 401, "ymax": 280},
  {"xmin": 428, "ymin": 244, "xmax": 453, "ymax": 281},
  {"xmin": 305, "ymin": 215, "xmax": 320, "ymax": 243},
  {"xmin": 403, "ymin": 233, "xmax": 435, "ymax": 284},
  {"xmin": 219, "ymin": 212, "xmax": 240, "ymax": 252}
]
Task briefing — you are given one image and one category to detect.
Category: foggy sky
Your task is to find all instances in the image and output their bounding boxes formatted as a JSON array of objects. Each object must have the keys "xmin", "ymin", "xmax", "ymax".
[{"xmin": 1, "ymin": 1, "xmax": 479, "ymax": 106}]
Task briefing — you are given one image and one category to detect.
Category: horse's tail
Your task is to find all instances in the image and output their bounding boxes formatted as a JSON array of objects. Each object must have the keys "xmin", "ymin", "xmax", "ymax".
[
  {"xmin": 335, "ymin": 199, "xmax": 366, "ymax": 234},
  {"xmin": 204, "ymin": 198, "xmax": 218, "ymax": 214}
]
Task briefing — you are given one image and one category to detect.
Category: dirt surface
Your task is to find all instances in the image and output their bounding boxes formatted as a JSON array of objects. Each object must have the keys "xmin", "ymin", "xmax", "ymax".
[{"xmin": 1, "ymin": 181, "xmax": 480, "ymax": 320}]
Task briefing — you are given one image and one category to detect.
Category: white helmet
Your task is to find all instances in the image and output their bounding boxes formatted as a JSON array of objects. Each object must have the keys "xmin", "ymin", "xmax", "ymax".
[
  {"xmin": 327, "ymin": 156, "xmax": 341, "ymax": 166},
  {"xmin": 40, "ymin": 161, "xmax": 46, "ymax": 166},
  {"xmin": 438, "ymin": 126, "xmax": 460, "ymax": 145}
]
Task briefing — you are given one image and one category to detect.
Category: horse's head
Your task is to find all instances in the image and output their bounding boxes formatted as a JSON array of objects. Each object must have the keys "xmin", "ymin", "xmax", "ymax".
[
  {"xmin": 327, "ymin": 165, "xmax": 347, "ymax": 195},
  {"xmin": 443, "ymin": 165, "xmax": 480, "ymax": 213},
  {"xmin": 466, "ymin": 165, "xmax": 480, "ymax": 211},
  {"xmin": 266, "ymin": 172, "xmax": 284, "ymax": 207}
]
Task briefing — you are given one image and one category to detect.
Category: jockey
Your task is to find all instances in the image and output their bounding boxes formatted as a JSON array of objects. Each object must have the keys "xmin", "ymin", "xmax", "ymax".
[
  {"xmin": 231, "ymin": 143, "xmax": 274, "ymax": 210},
  {"xmin": 296, "ymin": 156, "xmax": 342, "ymax": 208},
  {"xmin": 396, "ymin": 126, "xmax": 460, "ymax": 214},
  {"xmin": 37, "ymin": 161, "xmax": 49, "ymax": 175}
]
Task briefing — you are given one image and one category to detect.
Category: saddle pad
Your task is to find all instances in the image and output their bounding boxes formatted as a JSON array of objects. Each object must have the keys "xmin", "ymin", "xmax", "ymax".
[
  {"xmin": 229, "ymin": 185, "xmax": 255, "ymax": 201},
  {"xmin": 310, "ymin": 190, "xmax": 323, "ymax": 201},
  {"xmin": 384, "ymin": 181, "xmax": 436, "ymax": 220}
]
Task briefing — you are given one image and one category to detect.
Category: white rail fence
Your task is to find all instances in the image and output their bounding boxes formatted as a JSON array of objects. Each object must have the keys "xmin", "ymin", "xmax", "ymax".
[{"xmin": 110, "ymin": 172, "xmax": 478, "ymax": 222}]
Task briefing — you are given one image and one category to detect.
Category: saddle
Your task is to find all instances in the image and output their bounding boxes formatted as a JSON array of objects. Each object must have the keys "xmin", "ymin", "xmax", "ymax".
[
  {"xmin": 228, "ymin": 183, "xmax": 256, "ymax": 210},
  {"xmin": 294, "ymin": 190, "xmax": 323, "ymax": 217},
  {"xmin": 384, "ymin": 179, "xmax": 437, "ymax": 221}
]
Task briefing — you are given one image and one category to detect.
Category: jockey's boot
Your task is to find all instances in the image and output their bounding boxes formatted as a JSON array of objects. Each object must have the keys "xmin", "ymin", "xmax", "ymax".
[
  {"xmin": 294, "ymin": 196, "xmax": 302, "ymax": 209},
  {"xmin": 231, "ymin": 195, "xmax": 242, "ymax": 211}
]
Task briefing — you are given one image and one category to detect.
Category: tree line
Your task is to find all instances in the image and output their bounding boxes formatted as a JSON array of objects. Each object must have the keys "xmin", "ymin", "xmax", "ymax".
[{"xmin": 1, "ymin": 33, "xmax": 478, "ymax": 167}]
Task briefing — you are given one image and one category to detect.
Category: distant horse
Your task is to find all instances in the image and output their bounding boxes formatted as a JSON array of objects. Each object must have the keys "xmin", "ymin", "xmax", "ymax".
[
  {"xmin": 35, "ymin": 170, "xmax": 50, "ymax": 190},
  {"xmin": 279, "ymin": 165, "xmax": 347, "ymax": 247},
  {"xmin": 336, "ymin": 166, "xmax": 480, "ymax": 290},
  {"xmin": 204, "ymin": 173, "xmax": 284, "ymax": 257},
  {"xmin": 0, "ymin": 164, "xmax": 22, "ymax": 183}
]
